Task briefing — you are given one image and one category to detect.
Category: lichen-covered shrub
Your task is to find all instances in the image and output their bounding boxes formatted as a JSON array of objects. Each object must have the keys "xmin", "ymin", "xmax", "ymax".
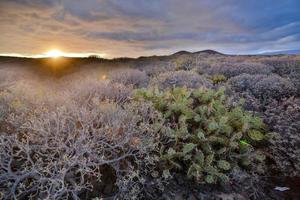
[
  {"xmin": 151, "ymin": 70, "xmax": 213, "ymax": 89},
  {"xmin": 229, "ymin": 168, "xmax": 267, "ymax": 200},
  {"xmin": 16, "ymin": 77, "xmax": 132, "ymax": 108},
  {"xmin": 108, "ymin": 68, "xmax": 149, "ymax": 87},
  {"xmin": 5, "ymin": 79, "xmax": 61, "ymax": 110},
  {"xmin": 174, "ymin": 55, "xmax": 195, "ymax": 71},
  {"xmin": 263, "ymin": 97, "xmax": 300, "ymax": 176},
  {"xmin": 0, "ymin": 87, "xmax": 35, "ymax": 132},
  {"xmin": 0, "ymin": 101, "xmax": 161, "ymax": 199},
  {"xmin": 286, "ymin": 73, "xmax": 300, "ymax": 96},
  {"xmin": 262, "ymin": 58, "xmax": 300, "ymax": 76},
  {"xmin": 192, "ymin": 61, "xmax": 212, "ymax": 75},
  {"xmin": 252, "ymin": 76, "xmax": 296, "ymax": 100},
  {"xmin": 229, "ymin": 74, "xmax": 296, "ymax": 100},
  {"xmin": 207, "ymin": 62, "xmax": 274, "ymax": 78},
  {"xmin": 141, "ymin": 61, "xmax": 177, "ymax": 77},
  {"xmin": 224, "ymin": 87, "xmax": 262, "ymax": 113},
  {"xmin": 134, "ymin": 87, "xmax": 266, "ymax": 184},
  {"xmin": 69, "ymin": 79, "xmax": 133, "ymax": 105},
  {"xmin": 0, "ymin": 90, "xmax": 11, "ymax": 123}
]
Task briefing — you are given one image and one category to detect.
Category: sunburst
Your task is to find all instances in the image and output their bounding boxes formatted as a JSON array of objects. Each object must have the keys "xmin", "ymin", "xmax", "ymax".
[{"xmin": 45, "ymin": 49, "xmax": 63, "ymax": 58}]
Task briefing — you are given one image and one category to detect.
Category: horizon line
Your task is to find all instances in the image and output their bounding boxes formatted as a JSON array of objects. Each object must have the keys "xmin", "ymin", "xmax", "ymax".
[
  {"xmin": 0, "ymin": 52, "xmax": 108, "ymax": 59},
  {"xmin": 0, "ymin": 48, "xmax": 299, "ymax": 59}
]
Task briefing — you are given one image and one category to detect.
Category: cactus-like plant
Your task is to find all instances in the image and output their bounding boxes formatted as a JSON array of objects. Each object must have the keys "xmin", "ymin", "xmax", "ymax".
[
  {"xmin": 210, "ymin": 74, "xmax": 227, "ymax": 84},
  {"xmin": 134, "ymin": 86, "xmax": 266, "ymax": 184}
]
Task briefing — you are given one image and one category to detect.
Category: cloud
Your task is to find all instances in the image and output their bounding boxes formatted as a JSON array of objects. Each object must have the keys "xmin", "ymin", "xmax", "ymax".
[{"xmin": 0, "ymin": 0, "xmax": 299, "ymax": 57}]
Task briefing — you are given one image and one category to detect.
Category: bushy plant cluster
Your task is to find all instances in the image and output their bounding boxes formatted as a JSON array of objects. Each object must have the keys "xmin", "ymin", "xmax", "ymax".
[
  {"xmin": 174, "ymin": 55, "xmax": 196, "ymax": 71},
  {"xmin": 0, "ymin": 86, "xmax": 36, "ymax": 132},
  {"xmin": 226, "ymin": 89, "xmax": 263, "ymax": 112},
  {"xmin": 140, "ymin": 61, "xmax": 177, "ymax": 77},
  {"xmin": 192, "ymin": 61, "xmax": 212, "ymax": 75},
  {"xmin": 0, "ymin": 101, "xmax": 161, "ymax": 199},
  {"xmin": 0, "ymin": 90, "xmax": 11, "ymax": 123},
  {"xmin": 151, "ymin": 70, "xmax": 213, "ymax": 89},
  {"xmin": 263, "ymin": 97, "xmax": 300, "ymax": 176},
  {"xmin": 262, "ymin": 58, "xmax": 300, "ymax": 76},
  {"xmin": 68, "ymin": 79, "xmax": 133, "ymax": 106},
  {"xmin": 229, "ymin": 168, "xmax": 267, "ymax": 200},
  {"xmin": 261, "ymin": 58, "xmax": 300, "ymax": 96},
  {"xmin": 1, "ymin": 53, "xmax": 299, "ymax": 199},
  {"xmin": 287, "ymin": 73, "xmax": 300, "ymax": 96},
  {"xmin": 108, "ymin": 68, "xmax": 149, "ymax": 87},
  {"xmin": 209, "ymin": 74, "xmax": 227, "ymax": 84},
  {"xmin": 207, "ymin": 62, "xmax": 274, "ymax": 78},
  {"xmin": 134, "ymin": 86, "xmax": 266, "ymax": 184},
  {"xmin": 229, "ymin": 74, "xmax": 296, "ymax": 100},
  {"xmin": 0, "ymin": 75, "xmax": 159, "ymax": 199}
]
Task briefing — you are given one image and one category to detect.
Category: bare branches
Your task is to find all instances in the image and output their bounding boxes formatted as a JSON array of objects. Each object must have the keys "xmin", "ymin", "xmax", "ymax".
[{"xmin": 0, "ymin": 95, "xmax": 160, "ymax": 199}]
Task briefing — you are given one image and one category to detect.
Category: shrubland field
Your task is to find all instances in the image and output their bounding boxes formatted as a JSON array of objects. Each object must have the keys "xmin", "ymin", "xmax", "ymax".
[{"xmin": 0, "ymin": 51, "xmax": 299, "ymax": 199}]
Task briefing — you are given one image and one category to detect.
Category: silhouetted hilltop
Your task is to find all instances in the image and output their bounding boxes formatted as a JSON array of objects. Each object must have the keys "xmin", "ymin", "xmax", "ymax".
[
  {"xmin": 171, "ymin": 50, "xmax": 192, "ymax": 56},
  {"xmin": 171, "ymin": 49, "xmax": 223, "ymax": 56},
  {"xmin": 194, "ymin": 49, "xmax": 223, "ymax": 55}
]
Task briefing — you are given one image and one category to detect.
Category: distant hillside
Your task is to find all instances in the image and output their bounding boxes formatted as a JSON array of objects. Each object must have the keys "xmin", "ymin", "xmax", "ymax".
[
  {"xmin": 171, "ymin": 49, "xmax": 223, "ymax": 56},
  {"xmin": 0, "ymin": 49, "xmax": 224, "ymax": 63},
  {"xmin": 261, "ymin": 49, "xmax": 300, "ymax": 55}
]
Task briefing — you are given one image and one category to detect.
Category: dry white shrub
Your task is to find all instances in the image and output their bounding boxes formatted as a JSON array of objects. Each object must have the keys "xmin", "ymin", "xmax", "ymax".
[
  {"xmin": 0, "ymin": 69, "xmax": 163, "ymax": 199},
  {"xmin": 108, "ymin": 68, "xmax": 149, "ymax": 87},
  {"xmin": 0, "ymin": 100, "xmax": 161, "ymax": 199},
  {"xmin": 151, "ymin": 70, "xmax": 213, "ymax": 89},
  {"xmin": 142, "ymin": 61, "xmax": 176, "ymax": 76}
]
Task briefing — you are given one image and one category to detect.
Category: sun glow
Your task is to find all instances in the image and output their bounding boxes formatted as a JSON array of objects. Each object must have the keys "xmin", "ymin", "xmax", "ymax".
[
  {"xmin": 0, "ymin": 51, "xmax": 108, "ymax": 58},
  {"xmin": 45, "ymin": 49, "xmax": 64, "ymax": 58}
]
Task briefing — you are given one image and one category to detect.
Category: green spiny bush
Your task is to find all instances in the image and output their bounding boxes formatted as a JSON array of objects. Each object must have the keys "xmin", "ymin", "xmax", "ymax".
[
  {"xmin": 210, "ymin": 74, "xmax": 227, "ymax": 84},
  {"xmin": 134, "ymin": 86, "xmax": 266, "ymax": 184}
]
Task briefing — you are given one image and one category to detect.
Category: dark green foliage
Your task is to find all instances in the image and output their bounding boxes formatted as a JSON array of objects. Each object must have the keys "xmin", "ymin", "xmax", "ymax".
[{"xmin": 134, "ymin": 86, "xmax": 266, "ymax": 184}]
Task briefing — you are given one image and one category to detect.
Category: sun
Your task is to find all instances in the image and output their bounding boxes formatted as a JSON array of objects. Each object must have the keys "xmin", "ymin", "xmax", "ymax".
[{"xmin": 45, "ymin": 49, "xmax": 63, "ymax": 58}]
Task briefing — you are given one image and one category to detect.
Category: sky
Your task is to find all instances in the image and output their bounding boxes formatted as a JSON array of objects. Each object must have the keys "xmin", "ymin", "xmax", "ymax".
[{"xmin": 0, "ymin": 0, "xmax": 299, "ymax": 58}]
